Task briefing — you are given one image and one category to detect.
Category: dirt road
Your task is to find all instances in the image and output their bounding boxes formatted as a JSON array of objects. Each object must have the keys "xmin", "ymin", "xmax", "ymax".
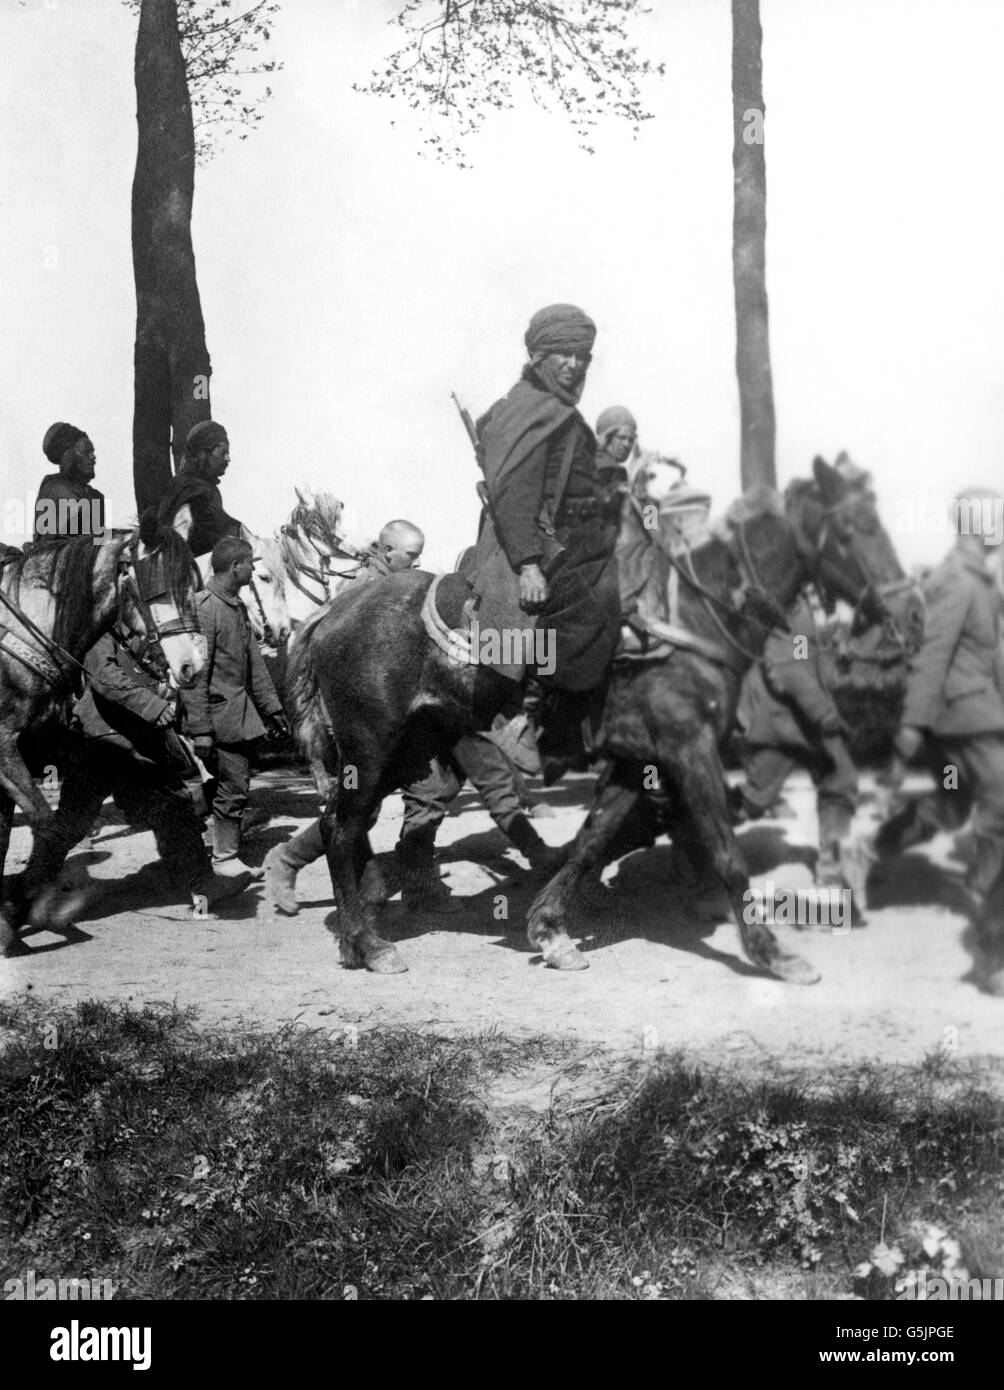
[{"xmin": 4, "ymin": 768, "xmax": 1004, "ymax": 1084}]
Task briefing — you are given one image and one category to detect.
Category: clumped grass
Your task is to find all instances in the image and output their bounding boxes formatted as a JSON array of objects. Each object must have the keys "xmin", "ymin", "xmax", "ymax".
[{"xmin": 2, "ymin": 999, "xmax": 1002, "ymax": 1300}]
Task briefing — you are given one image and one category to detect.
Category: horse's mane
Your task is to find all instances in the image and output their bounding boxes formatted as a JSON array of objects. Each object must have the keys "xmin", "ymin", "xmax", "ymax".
[
  {"xmin": 711, "ymin": 483, "xmax": 786, "ymax": 540},
  {"xmin": 30, "ymin": 538, "xmax": 104, "ymax": 651}
]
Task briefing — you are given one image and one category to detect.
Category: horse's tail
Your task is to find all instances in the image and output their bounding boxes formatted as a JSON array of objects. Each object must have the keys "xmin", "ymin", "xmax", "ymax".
[{"xmin": 287, "ymin": 606, "xmax": 336, "ymax": 768}]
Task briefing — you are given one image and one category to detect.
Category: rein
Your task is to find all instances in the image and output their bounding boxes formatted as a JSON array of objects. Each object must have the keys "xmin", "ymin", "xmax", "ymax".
[
  {"xmin": 278, "ymin": 520, "xmax": 365, "ymax": 604},
  {"xmin": 0, "ymin": 536, "xmax": 198, "ymax": 691}
]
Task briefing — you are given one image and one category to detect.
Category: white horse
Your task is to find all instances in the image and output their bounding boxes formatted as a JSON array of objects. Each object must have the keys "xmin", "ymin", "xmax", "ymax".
[{"xmin": 275, "ymin": 487, "xmax": 367, "ymax": 630}]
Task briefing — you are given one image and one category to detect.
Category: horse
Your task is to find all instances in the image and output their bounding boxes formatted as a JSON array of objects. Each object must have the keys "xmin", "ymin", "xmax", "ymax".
[
  {"xmin": 276, "ymin": 487, "xmax": 365, "ymax": 629},
  {"xmin": 288, "ymin": 457, "xmax": 923, "ymax": 977},
  {"xmin": 0, "ymin": 515, "xmax": 205, "ymax": 954}
]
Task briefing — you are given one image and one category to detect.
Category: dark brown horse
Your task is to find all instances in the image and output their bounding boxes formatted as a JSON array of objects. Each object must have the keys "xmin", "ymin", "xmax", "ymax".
[
  {"xmin": 0, "ymin": 516, "xmax": 204, "ymax": 955},
  {"xmin": 290, "ymin": 459, "xmax": 922, "ymax": 977}
]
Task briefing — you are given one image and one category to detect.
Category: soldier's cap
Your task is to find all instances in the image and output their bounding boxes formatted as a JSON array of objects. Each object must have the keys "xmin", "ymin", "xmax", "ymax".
[
  {"xmin": 525, "ymin": 304, "xmax": 596, "ymax": 358},
  {"xmin": 186, "ymin": 420, "xmax": 229, "ymax": 456},
  {"xmin": 42, "ymin": 421, "xmax": 86, "ymax": 464}
]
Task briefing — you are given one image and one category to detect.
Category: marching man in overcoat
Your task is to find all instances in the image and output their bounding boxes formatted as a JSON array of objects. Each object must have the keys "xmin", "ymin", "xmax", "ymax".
[{"xmin": 876, "ymin": 486, "xmax": 1004, "ymax": 994}]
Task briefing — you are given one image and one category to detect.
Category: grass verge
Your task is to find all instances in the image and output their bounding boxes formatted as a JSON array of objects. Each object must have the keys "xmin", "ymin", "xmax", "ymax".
[{"xmin": 1, "ymin": 997, "xmax": 1001, "ymax": 1299}]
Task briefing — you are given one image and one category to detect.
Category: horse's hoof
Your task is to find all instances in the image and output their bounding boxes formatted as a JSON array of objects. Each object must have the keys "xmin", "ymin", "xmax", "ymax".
[
  {"xmin": 365, "ymin": 942, "xmax": 408, "ymax": 975},
  {"xmin": 29, "ymin": 883, "xmax": 98, "ymax": 932},
  {"xmin": 767, "ymin": 950, "xmax": 821, "ymax": 985},
  {"xmin": 543, "ymin": 944, "xmax": 589, "ymax": 971},
  {"xmin": 978, "ymin": 965, "xmax": 1004, "ymax": 998}
]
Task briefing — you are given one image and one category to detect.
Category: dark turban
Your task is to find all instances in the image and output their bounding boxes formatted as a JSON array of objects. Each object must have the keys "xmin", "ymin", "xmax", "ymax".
[
  {"xmin": 42, "ymin": 422, "xmax": 86, "ymax": 465},
  {"xmin": 525, "ymin": 304, "xmax": 596, "ymax": 358},
  {"xmin": 185, "ymin": 420, "xmax": 229, "ymax": 457}
]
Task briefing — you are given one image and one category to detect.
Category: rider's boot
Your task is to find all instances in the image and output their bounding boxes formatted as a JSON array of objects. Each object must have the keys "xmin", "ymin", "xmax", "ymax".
[
  {"xmin": 190, "ymin": 864, "xmax": 257, "ymax": 913},
  {"xmin": 397, "ymin": 824, "xmax": 460, "ymax": 914},
  {"xmin": 263, "ymin": 821, "xmax": 325, "ymax": 917},
  {"xmin": 212, "ymin": 813, "xmax": 265, "ymax": 880}
]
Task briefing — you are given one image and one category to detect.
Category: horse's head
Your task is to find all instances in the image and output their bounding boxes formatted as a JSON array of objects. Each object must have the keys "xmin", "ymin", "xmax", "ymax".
[
  {"xmin": 786, "ymin": 457, "xmax": 924, "ymax": 653},
  {"xmin": 117, "ymin": 515, "xmax": 205, "ymax": 686},
  {"xmin": 632, "ymin": 452, "xmax": 689, "ymax": 506},
  {"xmin": 290, "ymin": 486, "xmax": 347, "ymax": 555},
  {"xmin": 239, "ymin": 527, "xmax": 290, "ymax": 650}
]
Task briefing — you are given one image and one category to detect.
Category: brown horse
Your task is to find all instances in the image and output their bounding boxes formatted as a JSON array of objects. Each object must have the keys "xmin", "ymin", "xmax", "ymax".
[
  {"xmin": 290, "ymin": 459, "xmax": 922, "ymax": 977},
  {"xmin": 0, "ymin": 516, "xmax": 204, "ymax": 954}
]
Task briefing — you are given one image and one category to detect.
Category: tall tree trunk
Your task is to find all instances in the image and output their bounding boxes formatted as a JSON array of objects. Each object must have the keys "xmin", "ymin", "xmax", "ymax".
[
  {"xmin": 731, "ymin": 0, "xmax": 775, "ymax": 490},
  {"xmin": 132, "ymin": 0, "xmax": 212, "ymax": 516}
]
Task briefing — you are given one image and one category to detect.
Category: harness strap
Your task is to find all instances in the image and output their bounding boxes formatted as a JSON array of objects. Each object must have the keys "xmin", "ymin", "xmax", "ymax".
[{"xmin": 621, "ymin": 615, "xmax": 748, "ymax": 674}]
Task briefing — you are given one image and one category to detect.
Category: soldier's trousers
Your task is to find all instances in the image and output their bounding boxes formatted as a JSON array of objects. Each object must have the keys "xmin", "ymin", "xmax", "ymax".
[
  {"xmin": 21, "ymin": 739, "xmax": 208, "ymax": 895},
  {"xmin": 277, "ymin": 732, "xmax": 527, "ymax": 878},
  {"xmin": 399, "ymin": 732, "xmax": 524, "ymax": 871},
  {"xmin": 743, "ymin": 735, "xmax": 858, "ymax": 844},
  {"xmin": 211, "ymin": 741, "xmax": 254, "ymax": 824}
]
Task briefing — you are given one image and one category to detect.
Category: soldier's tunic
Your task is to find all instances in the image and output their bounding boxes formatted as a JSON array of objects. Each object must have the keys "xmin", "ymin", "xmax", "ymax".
[
  {"xmin": 459, "ymin": 369, "xmax": 622, "ymax": 691},
  {"xmin": 20, "ymin": 631, "xmax": 208, "ymax": 895},
  {"xmin": 184, "ymin": 578, "xmax": 284, "ymax": 826},
  {"xmin": 887, "ymin": 543, "xmax": 1004, "ymax": 945},
  {"xmin": 33, "ymin": 473, "xmax": 105, "ymax": 540}
]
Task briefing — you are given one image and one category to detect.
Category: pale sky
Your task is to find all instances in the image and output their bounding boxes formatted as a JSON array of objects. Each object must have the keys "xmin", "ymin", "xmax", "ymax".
[{"xmin": 2, "ymin": 0, "xmax": 1003, "ymax": 570}]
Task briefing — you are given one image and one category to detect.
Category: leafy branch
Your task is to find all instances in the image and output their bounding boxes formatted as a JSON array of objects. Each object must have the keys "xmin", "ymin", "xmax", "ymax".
[
  {"xmin": 357, "ymin": 0, "xmax": 664, "ymax": 166},
  {"xmin": 123, "ymin": 0, "xmax": 282, "ymax": 163}
]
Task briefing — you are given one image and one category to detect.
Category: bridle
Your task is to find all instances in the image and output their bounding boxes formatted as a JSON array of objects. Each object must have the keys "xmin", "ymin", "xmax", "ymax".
[
  {"xmin": 786, "ymin": 488, "xmax": 921, "ymax": 652},
  {"xmin": 637, "ymin": 481, "xmax": 918, "ymax": 670},
  {"xmin": 279, "ymin": 510, "xmax": 365, "ymax": 605},
  {"xmin": 0, "ymin": 533, "xmax": 199, "ymax": 691}
]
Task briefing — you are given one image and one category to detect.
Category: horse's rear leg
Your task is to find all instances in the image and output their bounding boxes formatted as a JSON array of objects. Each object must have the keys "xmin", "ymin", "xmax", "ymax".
[
  {"xmin": 527, "ymin": 761, "xmax": 642, "ymax": 970},
  {"xmin": 665, "ymin": 734, "xmax": 820, "ymax": 985},
  {"xmin": 320, "ymin": 762, "xmax": 406, "ymax": 974}
]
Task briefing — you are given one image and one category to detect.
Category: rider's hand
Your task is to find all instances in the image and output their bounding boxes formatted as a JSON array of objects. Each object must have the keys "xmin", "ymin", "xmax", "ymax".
[
  {"xmin": 268, "ymin": 713, "xmax": 290, "ymax": 742},
  {"xmin": 153, "ymin": 704, "xmax": 175, "ymax": 729},
  {"xmin": 518, "ymin": 562, "xmax": 548, "ymax": 612},
  {"xmin": 818, "ymin": 708, "xmax": 846, "ymax": 739},
  {"xmin": 893, "ymin": 724, "xmax": 923, "ymax": 763},
  {"xmin": 193, "ymin": 735, "xmax": 216, "ymax": 773}
]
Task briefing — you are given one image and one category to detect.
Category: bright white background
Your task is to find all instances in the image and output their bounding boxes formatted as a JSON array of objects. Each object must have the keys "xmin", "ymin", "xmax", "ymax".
[{"xmin": 2, "ymin": 0, "xmax": 1002, "ymax": 567}]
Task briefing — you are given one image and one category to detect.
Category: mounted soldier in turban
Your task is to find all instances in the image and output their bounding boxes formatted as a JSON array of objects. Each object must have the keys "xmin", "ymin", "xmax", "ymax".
[
  {"xmin": 157, "ymin": 420, "xmax": 242, "ymax": 559},
  {"xmin": 594, "ymin": 405, "xmax": 638, "ymax": 501},
  {"xmin": 34, "ymin": 422, "xmax": 105, "ymax": 540},
  {"xmin": 459, "ymin": 304, "xmax": 622, "ymax": 746}
]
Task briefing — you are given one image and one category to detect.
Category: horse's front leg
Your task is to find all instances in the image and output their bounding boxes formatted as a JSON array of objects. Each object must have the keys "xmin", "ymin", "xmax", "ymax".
[
  {"xmin": 664, "ymin": 731, "xmax": 820, "ymax": 985},
  {"xmin": 320, "ymin": 769, "xmax": 406, "ymax": 975},
  {"xmin": 527, "ymin": 761, "xmax": 641, "ymax": 970},
  {"xmin": 0, "ymin": 788, "xmax": 20, "ymax": 956}
]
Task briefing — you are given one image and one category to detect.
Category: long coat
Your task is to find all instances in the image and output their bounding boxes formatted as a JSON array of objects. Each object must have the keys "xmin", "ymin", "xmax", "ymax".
[
  {"xmin": 157, "ymin": 468, "xmax": 240, "ymax": 558},
  {"xmin": 34, "ymin": 473, "xmax": 105, "ymax": 539},
  {"xmin": 184, "ymin": 579, "xmax": 283, "ymax": 743},
  {"xmin": 901, "ymin": 543, "xmax": 1004, "ymax": 737},
  {"xmin": 459, "ymin": 374, "xmax": 620, "ymax": 690},
  {"xmin": 74, "ymin": 631, "xmax": 177, "ymax": 769}
]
